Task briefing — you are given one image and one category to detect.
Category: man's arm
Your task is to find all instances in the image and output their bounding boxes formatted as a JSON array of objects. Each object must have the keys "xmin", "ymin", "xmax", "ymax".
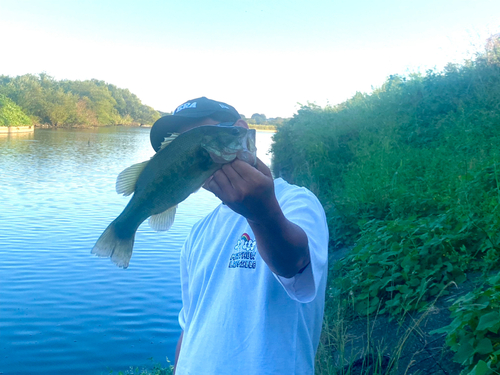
[{"xmin": 205, "ymin": 158, "xmax": 310, "ymax": 278}]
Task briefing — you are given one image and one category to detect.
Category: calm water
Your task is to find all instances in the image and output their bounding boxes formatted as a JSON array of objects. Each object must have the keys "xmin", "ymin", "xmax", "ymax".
[{"xmin": 0, "ymin": 127, "xmax": 274, "ymax": 375}]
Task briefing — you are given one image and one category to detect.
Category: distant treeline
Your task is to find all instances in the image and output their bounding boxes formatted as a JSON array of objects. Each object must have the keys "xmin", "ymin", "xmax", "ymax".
[
  {"xmin": 248, "ymin": 124, "xmax": 277, "ymax": 131},
  {"xmin": 0, "ymin": 73, "xmax": 160, "ymax": 127},
  {"xmin": 243, "ymin": 112, "xmax": 286, "ymax": 127},
  {"xmin": 272, "ymin": 37, "xmax": 500, "ymax": 373}
]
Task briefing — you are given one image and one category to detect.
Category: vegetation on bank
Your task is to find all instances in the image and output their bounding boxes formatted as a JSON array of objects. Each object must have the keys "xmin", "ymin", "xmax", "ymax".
[
  {"xmin": 0, "ymin": 94, "xmax": 32, "ymax": 126},
  {"xmin": 243, "ymin": 112, "xmax": 286, "ymax": 128},
  {"xmin": 272, "ymin": 37, "xmax": 500, "ymax": 374},
  {"xmin": 105, "ymin": 360, "xmax": 173, "ymax": 375},
  {"xmin": 0, "ymin": 73, "xmax": 160, "ymax": 127},
  {"xmin": 248, "ymin": 124, "xmax": 277, "ymax": 131}
]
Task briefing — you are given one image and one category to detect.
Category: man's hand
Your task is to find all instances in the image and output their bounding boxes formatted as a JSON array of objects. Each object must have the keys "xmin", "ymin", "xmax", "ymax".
[
  {"xmin": 205, "ymin": 158, "xmax": 310, "ymax": 278},
  {"xmin": 205, "ymin": 158, "xmax": 281, "ymax": 224}
]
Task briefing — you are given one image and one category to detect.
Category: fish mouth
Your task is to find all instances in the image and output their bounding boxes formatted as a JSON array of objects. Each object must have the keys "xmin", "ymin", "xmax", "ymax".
[
  {"xmin": 242, "ymin": 129, "xmax": 257, "ymax": 166},
  {"xmin": 204, "ymin": 129, "xmax": 257, "ymax": 166},
  {"xmin": 236, "ymin": 149, "xmax": 257, "ymax": 166},
  {"xmin": 236, "ymin": 129, "xmax": 257, "ymax": 165}
]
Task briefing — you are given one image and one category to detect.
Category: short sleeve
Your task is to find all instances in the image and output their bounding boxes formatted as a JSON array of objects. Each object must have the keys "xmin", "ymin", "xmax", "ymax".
[{"xmin": 272, "ymin": 180, "xmax": 329, "ymax": 303}]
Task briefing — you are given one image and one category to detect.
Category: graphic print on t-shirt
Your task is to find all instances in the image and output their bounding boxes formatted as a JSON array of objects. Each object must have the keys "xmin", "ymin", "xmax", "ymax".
[{"xmin": 228, "ymin": 233, "xmax": 257, "ymax": 270}]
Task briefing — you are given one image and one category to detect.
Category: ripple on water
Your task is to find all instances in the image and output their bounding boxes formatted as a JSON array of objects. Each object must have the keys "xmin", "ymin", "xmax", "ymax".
[{"xmin": 0, "ymin": 128, "xmax": 275, "ymax": 374}]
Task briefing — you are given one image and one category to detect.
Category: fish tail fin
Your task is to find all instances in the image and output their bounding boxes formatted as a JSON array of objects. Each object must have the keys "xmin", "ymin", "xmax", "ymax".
[{"xmin": 91, "ymin": 221, "xmax": 135, "ymax": 269}]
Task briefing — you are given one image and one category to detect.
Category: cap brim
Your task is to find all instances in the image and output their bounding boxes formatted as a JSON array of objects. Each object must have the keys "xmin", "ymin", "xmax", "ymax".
[
  {"xmin": 149, "ymin": 97, "xmax": 241, "ymax": 152},
  {"xmin": 150, "ymin": 116, "xmax": 193, "ymax": 151}
]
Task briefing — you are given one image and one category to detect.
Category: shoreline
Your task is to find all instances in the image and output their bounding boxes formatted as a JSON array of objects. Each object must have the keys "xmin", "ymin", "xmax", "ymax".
[
  {"xmin": 253, "ymin": 128, "xmax": 277, "ymax": 133},
  {"xmin": 34, "ymin": 123, "xmax": 148, "ymax": 129},
  {"xmin": 31, "ymin": 124, "xmax": 277, "ymax": 133},
  {"xmin": 0, "ymin": 125, "xmax": 35, "ymax": 134}
]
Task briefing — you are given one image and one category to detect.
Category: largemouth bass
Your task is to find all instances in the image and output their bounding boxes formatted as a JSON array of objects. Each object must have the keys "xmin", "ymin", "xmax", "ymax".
[{"xmin": 92, "ymin": 125, "xmax": 257, "ymax": 268}]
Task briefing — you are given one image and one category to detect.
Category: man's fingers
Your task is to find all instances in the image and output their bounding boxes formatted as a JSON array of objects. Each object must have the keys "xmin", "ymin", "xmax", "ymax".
[
  {"xmin": 207, "ymin": 158, "xmax": 272, "ymax": 205},
  {"xmin": 205, "ymin": 174, "xmax": 222, "ymax": 196},
  {"xmin": 221, "ymin": 163, "xmax": 245, "ymax": 189},
  {"xmin": 255, "ymin": 158, "xmax": 272, "ymax": 178},
  {"xmin": 208, "ymin": 168, "xmax": 238, "ymax": 201},
  {"xmin": 231, "ymin": 158, "xmax": 271, "ymax": 180}
]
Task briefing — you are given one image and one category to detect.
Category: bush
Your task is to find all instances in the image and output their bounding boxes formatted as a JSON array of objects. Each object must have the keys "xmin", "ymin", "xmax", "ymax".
[
  {"xmin": 433, "ymin": 274, "xmax": 500, "ymax": 375},
  {"xmin": 0, "ymin": 94, "xmax": 32, "ymax": 126},
  {"xmin": 270, "ymin": 43, "xmax": 500, "ymax": 373}
]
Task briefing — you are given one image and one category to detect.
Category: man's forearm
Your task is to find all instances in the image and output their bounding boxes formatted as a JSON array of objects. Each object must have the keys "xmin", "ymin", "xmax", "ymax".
[{"xmin": 248, "ymin": 208, "xmax": 310, "ymax": 278}]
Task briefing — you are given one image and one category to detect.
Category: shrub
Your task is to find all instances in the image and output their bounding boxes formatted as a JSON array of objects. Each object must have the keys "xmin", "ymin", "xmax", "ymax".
[
  {"xmin": 0, "ymin": 94, "xmax": 32, "ymax": 126},
  {"xmin": 433, "ymin": 274, "xmax": 500, "ymax": 375}
]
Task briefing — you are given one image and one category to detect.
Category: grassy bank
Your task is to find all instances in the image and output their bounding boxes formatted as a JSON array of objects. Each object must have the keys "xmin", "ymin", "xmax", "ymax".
[{"xmin": 272, "ymin": 42, "xmax": 500, "ymax": 374}]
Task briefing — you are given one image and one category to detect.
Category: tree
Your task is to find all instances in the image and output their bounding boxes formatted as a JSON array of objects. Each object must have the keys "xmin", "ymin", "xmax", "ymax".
[
  {"xmin": 251, "ymin": 113, "xmax": 267, "ymax": 124},
  {"xmin": 0, "ymin": 74, "xmax": 160, "ymax": 126}
]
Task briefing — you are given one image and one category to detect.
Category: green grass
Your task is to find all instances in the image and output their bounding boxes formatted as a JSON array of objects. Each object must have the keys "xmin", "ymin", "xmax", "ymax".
[
  {"xmin": 315, "ymin": 285, "xmax": 434, "ymax": 374},
  {"xmin": 315, "ymin": 279, "xmax": 461, "ymax": 374}
]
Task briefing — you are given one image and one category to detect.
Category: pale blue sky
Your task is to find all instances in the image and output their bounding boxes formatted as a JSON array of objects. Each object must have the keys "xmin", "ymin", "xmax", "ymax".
[{"xmin": 1, "ymin": 0, "xmax": 499, "ymax": 117}]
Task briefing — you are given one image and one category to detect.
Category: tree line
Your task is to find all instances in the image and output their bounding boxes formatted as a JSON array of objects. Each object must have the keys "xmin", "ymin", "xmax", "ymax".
[
  {"xmin": 0, "ymin": 73, "xmax": 160, "ymax": 127},
  {"xmin": 243, "ymin": 112, "xmax": 286, "ymax": 127}
]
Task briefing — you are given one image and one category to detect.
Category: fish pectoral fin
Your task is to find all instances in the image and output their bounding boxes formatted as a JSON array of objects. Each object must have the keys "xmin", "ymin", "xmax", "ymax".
[
  {"xmin": 159, "ymin": 133, "xmax": 179, "ymax": 150},
  {"xmin": 116, "ymin": 160, "xmax": 150, "ymax": 196},
  {"xmin": 148, "ymin": 205, "xmax": 177, "ymax": 231}
]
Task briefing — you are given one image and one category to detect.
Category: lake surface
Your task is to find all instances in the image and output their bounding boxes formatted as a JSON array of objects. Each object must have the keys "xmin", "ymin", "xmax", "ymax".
[{"xmin": 0, "ymin": 126, "xmax": 275, "ymax": 375}]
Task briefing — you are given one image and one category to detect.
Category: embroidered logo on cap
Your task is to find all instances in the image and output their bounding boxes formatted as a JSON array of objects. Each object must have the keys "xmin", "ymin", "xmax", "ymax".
[{"xmin": 175, "ymin": 101, "xmax": 197, "ymax": 113}]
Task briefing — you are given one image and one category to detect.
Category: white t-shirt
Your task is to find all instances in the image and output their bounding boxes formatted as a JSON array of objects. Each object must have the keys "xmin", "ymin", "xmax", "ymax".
[{"xmin": 176, "ymin": 178, "xmax": 329, "ymax": 375}]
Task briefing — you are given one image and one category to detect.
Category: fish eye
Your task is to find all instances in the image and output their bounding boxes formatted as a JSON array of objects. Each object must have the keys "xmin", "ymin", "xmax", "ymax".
[{"xmin": 231, "ymin": 128, "xmax": 240, "ymax": 135}]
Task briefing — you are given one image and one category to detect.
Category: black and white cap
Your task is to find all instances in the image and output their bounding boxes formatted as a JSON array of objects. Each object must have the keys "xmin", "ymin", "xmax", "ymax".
[{"xmin": 150, "ymin": 97, "xmax": 241, "ymax": 152}]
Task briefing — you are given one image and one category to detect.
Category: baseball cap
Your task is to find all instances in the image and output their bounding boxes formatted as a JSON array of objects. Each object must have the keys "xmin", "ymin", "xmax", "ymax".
[{"xmin": 150, "ymin": 97, "xmax": 241, "ymax": 152}]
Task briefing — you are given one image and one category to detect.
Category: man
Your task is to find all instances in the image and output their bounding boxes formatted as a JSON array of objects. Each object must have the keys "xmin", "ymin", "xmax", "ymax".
[{"xmin": 150, "ymin": 97, "xmax": 329, "ymax": 374}]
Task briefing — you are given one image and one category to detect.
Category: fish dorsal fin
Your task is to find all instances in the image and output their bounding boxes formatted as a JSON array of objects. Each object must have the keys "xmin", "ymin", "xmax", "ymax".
[
  {"xmin": 149, "ymin": 205, "xmax": 177, "ymax": 231},
  {"xmin": 116, "ymin": 160, "xmax": 150, "ymax": 196},
  {"xmin": 160, "ymin": 133, "xmax": 179, "ymax": 151}
]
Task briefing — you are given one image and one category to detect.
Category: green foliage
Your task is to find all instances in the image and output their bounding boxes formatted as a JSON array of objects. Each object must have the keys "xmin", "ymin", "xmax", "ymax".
[
  {"xmin": 432, "ymin": 274, "xmax": 500, "ymax": 375},
  {"xmin": 270, "ymin": 45, "xmax": 500, "ymax": 373},
  {"xmin": 248, "ymin": 124, "xmax": 277, "ymax": 131},
  {"xmin": 272, "ymin": 47, "xmax": 500, "ymax": 250},
  {"xmin": 245, "ymin": 115, "xmax": 285, "ymax": 127},
  {"xmin": 272, "ymin": 103, "xmax": 362, "ymax": 248},
  {"xmin": 335, "ymin": 214, "xmax": 469, "ymax": 317},
  {"xmin": 250, "ymin": 113, "xmax": 267, "ymax": 124},
  {"xmin": 62, "ymin": 79, "xmax": 121, "ymax": 125},
  {"xmin": 0, "ymin": 94, "xmax": 32, "ymax": 126},
  {"xmin": 0, "ymin": 73, "xmax": 160, "ymax": 126}
]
